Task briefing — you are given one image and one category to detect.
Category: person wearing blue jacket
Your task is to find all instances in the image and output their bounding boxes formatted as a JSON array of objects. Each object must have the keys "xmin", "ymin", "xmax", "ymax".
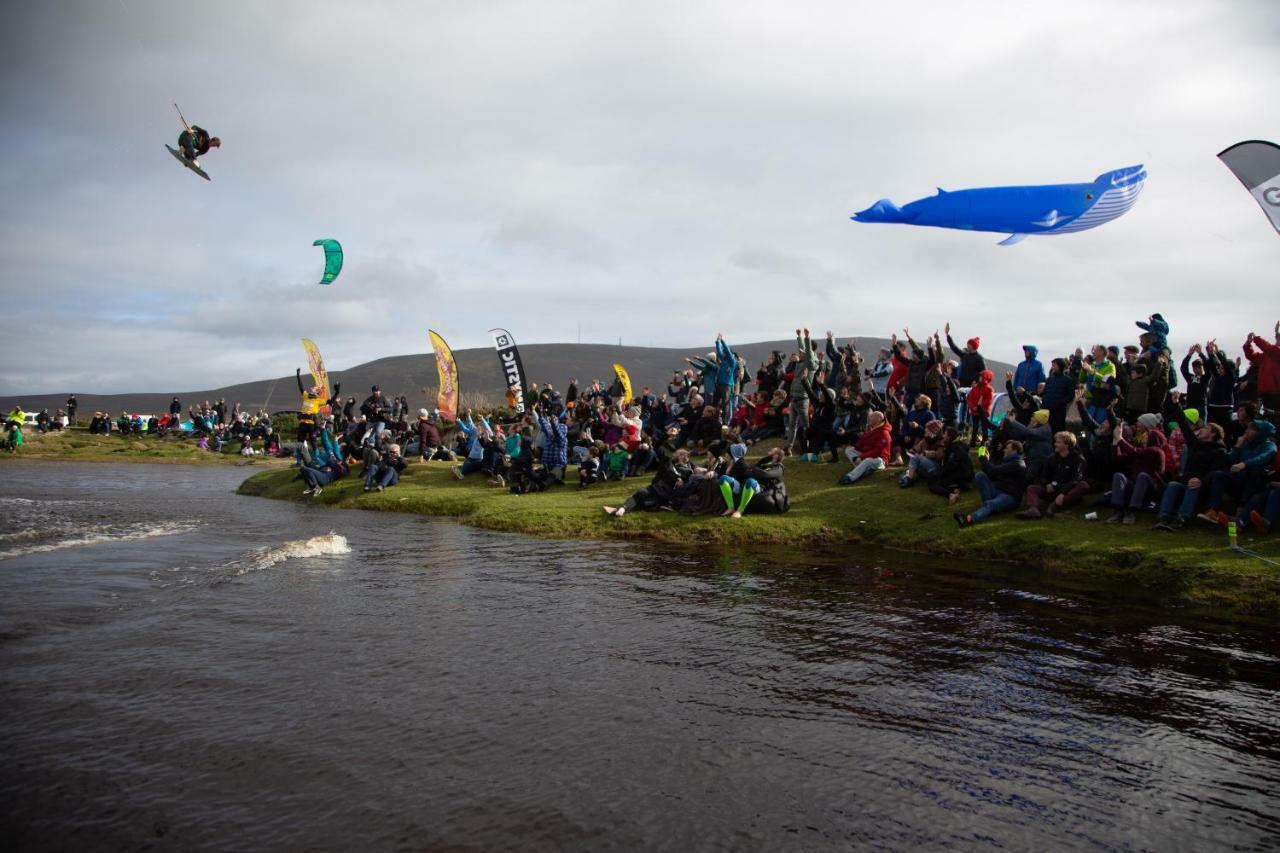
[
  {"xmin": 451, "ymin": 411, "xmax": 493, "ymax": 479},
  {"xmin": 1199, "ymin": 419, "xmax": 1277, "ymax": 524},
  {"xmin": 1136, "ymin": 313, "xmax": 1170, "ymax": 352},
  {"xmin": 713, "ymin": 333, "xmax": 738, "ymax": 414},
  {"xmin": 1013, "ymin": 345, "xmax": 1046, "ymax": 395}
]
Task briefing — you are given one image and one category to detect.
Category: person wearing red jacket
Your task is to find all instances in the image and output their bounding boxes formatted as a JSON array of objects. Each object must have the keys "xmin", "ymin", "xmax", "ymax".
[
  {"xmin": 1244, "ymin": 324, "xmax": 1280, "ymax": 427},
  {"xmin": 840, "ymin": 411, "xmax": 892, "ymax": 485},
  {"xmin": 887, "ymin": 337, "xmax": 910, "ymax": 398},
  {"xmin": 966, "ymin": 369, "xmax": 996, "ymax": 445}
]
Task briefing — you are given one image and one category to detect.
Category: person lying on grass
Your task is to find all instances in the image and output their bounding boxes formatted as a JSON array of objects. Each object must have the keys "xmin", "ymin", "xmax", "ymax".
[{"xmin": 604, "ymin": 449, "xmax": 693, "ymax": 517}]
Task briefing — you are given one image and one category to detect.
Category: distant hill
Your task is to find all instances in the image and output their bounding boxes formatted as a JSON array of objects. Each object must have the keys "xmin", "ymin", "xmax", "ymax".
[{"xmin": 3, "ymin": 338, "xmax": 1014, "ymax": 416}]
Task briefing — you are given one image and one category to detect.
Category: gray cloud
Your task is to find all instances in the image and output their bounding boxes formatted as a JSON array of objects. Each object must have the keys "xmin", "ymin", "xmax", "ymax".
[{"xmin": 2, "ymin": 0, "xmax": 1278, "ymax": 394}]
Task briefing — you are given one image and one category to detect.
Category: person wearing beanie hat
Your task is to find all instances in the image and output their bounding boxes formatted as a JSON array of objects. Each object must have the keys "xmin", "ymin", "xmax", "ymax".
[
  {"xmin": 1106, "ymin": 414, "xmax": 1170, "ymax": 525},
  {"xmin": 945, "ymin": 321, "xmax": 987, "ymax": 390},
  {"xmin": 966, "ymin": 369, "xmax": 997, "ymax": 445},
  {"xmin": 360, "ymin": 385, "xmax": 388, "ymax": 439}
]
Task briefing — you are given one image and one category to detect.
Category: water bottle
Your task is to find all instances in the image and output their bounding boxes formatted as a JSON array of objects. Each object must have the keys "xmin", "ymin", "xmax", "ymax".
[{"xmin": 1228, "ymin": 521, "xmax": 1238, "ymax": 549}]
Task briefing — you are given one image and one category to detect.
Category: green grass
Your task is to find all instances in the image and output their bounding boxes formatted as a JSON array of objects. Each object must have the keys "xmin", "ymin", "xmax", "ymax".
[
  {"xmin": 238, "ymin": 457, "xmax": 1280, "ymax": 614},
  {"xmin": 1, "ymin": 428, "xmax": 289, "ymax": 467}
]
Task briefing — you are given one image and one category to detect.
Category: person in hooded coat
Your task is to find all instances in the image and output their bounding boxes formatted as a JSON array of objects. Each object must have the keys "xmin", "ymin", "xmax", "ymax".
[{"xmin": 1013, "ymin": 345, "xmax": 1046, "ymax": 395}]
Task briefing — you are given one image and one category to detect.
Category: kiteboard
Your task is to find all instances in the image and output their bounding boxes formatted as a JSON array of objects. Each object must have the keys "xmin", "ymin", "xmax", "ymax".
[{"xmin": 165, "ymin": 144, "xmax": 210, "ymax": 181}]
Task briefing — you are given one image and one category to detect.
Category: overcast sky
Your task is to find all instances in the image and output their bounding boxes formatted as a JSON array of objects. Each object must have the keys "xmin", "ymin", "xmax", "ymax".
[{"xmin": 2, "ymin": 1, "xmax": 1277, "ymax": 394}]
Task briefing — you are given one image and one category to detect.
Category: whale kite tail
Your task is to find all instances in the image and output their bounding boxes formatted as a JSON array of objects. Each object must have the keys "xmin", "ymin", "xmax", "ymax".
[{"xmin": 852, "ymin": 198, "xmax": 910, "ymax": 224}]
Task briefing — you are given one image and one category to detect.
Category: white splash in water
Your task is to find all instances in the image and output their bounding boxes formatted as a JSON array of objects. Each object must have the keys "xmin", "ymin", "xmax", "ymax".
[
  {"xmin": 0, "ymin": 521, "xmax": 200, "ymax": 560},
  {"xmin": 242, "ymin": 532, "xmax": 351, "ymax": 573}
]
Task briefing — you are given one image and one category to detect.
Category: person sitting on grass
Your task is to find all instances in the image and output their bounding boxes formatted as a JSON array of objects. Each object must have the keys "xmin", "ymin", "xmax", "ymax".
[
  {"xmin": 1237, "ymin": 477, "xmax": 1280, "ymax": 535},
  {"xmin": 1197, "ymin": 419, "xmax": 1277, "ymax": 526},
  {"xmin": 577, "ymin": 445, "xmax": 602, "ymax": 488},
  {"xmin": 900, "ymin": 394, "xmax": 937, "ymax": 457},
  {"xmin": 603, "ymin": 443, "xmax": 631, "ymax": 481},
  {"xmin": 1017, "ymin": 431, "xmax": 1089, "ymax": 519},
  {"xmin": 1106, "ymin": 414, "xmax": 1170, "ymax": 525},
  {"xmin": 414, "ymin": 410, "xmax": 451, "ymax": 462},
  {"xmin": 717, "ymin": 443, "xmax": 758, "ymax": 518},
  {"xmin": 689, "ymin": 405, "xmax": 723, "ymax": 453},
  {"xmin": 840, "ymin": 410, "xmax": 892, "ymax": 485},
  {"xmin": 604, "ymin": 449, "xmax": 693, "ymax": 517},
  {"xmin": 451, "ymin": 410, "xmax": 494, "ymax": 480},
  {"xmin": 954, "ymin": 440, "xmax": 1026, "ymax": 527},
  {"xmin": 923, "ymin": 427, "xmax": 973, "ymax": 504},
  {"xmin": 899, "ymin": 419, "xmax": 945, "ymax": 487},
  {"xmin": 1154, "ymin": 406, "xmax": 1229, "ymax": 531},
  {"xmin": 1, "ymin": 418, "xmax": 22, "ymax": 454},
  {"xmin": 1001, "ymin": 408, "xmax": 1053, "ymax": 483},
  {"xmin": 363, "ymin": 443, "xmax": 407, "ymax": 492}
]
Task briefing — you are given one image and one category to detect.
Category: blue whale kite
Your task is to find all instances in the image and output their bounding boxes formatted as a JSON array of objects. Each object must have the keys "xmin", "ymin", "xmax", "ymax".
[{"xmin": 852, "ymin": 164, "xmax": 1146, "ymax": 245}]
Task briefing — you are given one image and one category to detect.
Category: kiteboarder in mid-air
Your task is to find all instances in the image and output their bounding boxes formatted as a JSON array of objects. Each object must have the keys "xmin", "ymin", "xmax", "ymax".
[{"xmin": 165, "ymin": 103, "xmax": 220, "ymax": 180}]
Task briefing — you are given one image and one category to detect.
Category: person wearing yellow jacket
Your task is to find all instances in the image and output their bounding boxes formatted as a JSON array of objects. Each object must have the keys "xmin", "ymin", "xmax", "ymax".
[
  {"xmin": 1078, "ymin": 345, "xmax": 1118, "ymax": 424},
  {"xmin": 296, "ymin": 369, "xmax": 341, "ymax": 444}
]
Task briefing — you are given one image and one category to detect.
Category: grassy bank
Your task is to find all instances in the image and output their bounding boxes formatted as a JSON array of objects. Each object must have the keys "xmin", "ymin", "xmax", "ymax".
[
  {"xmin": 0, "ymin": 428, "xmax": 290, "ymax": 467},
  {"xmin": 237, "ymin": 458, "xmax": 1280, "ymax": 614}
]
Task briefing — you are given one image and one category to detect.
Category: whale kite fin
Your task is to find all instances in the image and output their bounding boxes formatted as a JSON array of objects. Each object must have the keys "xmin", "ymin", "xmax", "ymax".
[
  {"xmin": 1031, "ymin": 210, "xmax": 1063, "ymax": 228},
  {"xmin": 998, "ymin": 233, "xmax": 1029, "ymax": 246}
]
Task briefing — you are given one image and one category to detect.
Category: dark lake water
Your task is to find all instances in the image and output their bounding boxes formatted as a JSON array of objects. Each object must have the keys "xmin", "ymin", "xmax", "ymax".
[{"xmin": 1, "ymin": 462, "xmax": 1277, "ymax": 851}]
